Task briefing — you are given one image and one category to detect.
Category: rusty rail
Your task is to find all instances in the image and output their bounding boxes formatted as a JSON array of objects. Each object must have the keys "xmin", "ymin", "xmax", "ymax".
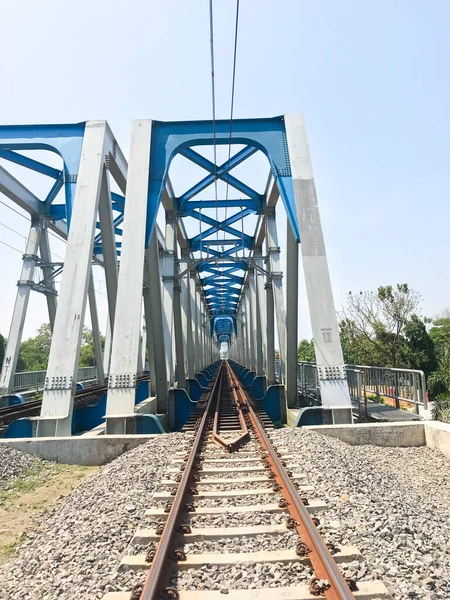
[
  {"xmin": 211, "ymin": 366, "xmax": 250, "ymax": 453},
  {"xmin": 226, "ymin": 361, "xmax": 355, "ymax": 600},
  {"xmin": 140, "ymin": 363, "xmax": 224, "ymax": 599}
]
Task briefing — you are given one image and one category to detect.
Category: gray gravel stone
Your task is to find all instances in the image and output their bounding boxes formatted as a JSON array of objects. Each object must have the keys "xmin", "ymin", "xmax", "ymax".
[
  {"xmin": 0, "ymin": 445, "xmax": 43, "ymax": 487},
  {"xmin": 0, "ymin": 434, "xmax": 189, "ymax": 600},
  {"xmin": 268, "ymin": 428, "xmax": 450, "ymax": 600}
]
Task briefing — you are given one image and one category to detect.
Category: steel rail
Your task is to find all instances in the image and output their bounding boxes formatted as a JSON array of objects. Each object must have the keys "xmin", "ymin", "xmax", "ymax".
[
  {"xmin": 140, "ymin": 363, "xmax": 225, "ymax": 600},
  {"xmin": 0, "ymin": 375, "xmax": 150, "ymax": 428},
  {"xmin": 212, "ymin": 366, "xmax": 249, "ymax": 452},
  {"xmin": 226, "ymin": 361, "xmax": 355, "ymax": 600}
]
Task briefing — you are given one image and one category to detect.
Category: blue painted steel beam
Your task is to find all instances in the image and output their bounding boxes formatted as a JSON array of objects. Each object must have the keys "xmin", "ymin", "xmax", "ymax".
[
  {"xmin": 0, "ymin": 149, "xmax": 62, "ymax": 179},
  {"xmin": 178, "ymin": 146, "xmax": 260, "ymax": 207},
  {"xmin": 179, "ymin": 199, "xmax": 259, "ymax": 212}
]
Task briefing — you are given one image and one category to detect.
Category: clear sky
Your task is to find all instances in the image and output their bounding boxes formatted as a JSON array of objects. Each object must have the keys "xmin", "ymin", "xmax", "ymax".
[{"xmin": 1, "ymin": 0, "xmax": 450, "ymax": 343}]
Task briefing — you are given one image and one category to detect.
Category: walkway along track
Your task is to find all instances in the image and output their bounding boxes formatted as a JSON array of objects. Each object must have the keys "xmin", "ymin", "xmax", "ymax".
[{"xmin": 104, "ymin": 361, "xmax": 391, "ymax": 600}]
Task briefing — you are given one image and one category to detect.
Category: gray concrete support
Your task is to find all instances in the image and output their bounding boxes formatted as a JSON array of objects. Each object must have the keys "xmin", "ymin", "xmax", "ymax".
[
  {"xmin": 38, "ymin": 227, "xmax": 57, "ymax": 332},
  {"xmin": 265, "ymin": 281, "xmax": 276, "ymax": 384},
  {"xmin": 255, "ymin": 249, "xmax": 267, "ymax": 375},
  {"xmin": 0, "ymin": 219, "xmax": 42, "ymax": 396},
  {"xmin": 106, "ymin": 120, "xmax": 152, "ymax": 433},
  {"xmin": 98, "ymin": 166, "xmax": 119, "ymax": 335},
  {"xmin": 284, "ymin": 114, "xmax": 351, "ymax": 418},
  {"xmin": 145, "ymin": 232, "xmax": 168, "ymax": 413},
  {"xmin": 39, "ymin": 121, "xmax": 108, "ymax": 437},
  {"xmin": 266, "ymin": 209, "xmax": 287, "ymax": 383},
  {"xmin": 88, "ymin": 270, "xmax": 105, "ymax": 385},
  {"xmin": 286, "ymin": 223, "xmax": 299, "ymax": 408}
]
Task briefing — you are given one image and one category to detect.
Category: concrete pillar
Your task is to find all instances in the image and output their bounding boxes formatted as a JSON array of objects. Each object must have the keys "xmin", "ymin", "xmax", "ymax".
[
  {"xmin": 145, "ymin": 232, "xmax": 168, "ymax": 413},
  {"xmin": 286, "ymin": 223, "xmax": 298, "ymax": 408},
  {"xmin": 39, "ymin": 121, "xmax": 108, "ymax": 437},
  {"xmin": 265, "ymin": 280, "xmax": 276, "ymax": 384},
  {"xmin": 106, "ymin": 120, "xmax": 152, "ymax": 432},
  {"xmin": 88, "ymin": 269, "xmax": 105, "ymax": 385},
  {"xmin": 98, "ymin": 166, "xmax": 118, "ymax": 332},
  {"xmin": 0, "ymin": 219, "xmax": 42, "ymax": 396},
  {"xmin": 38, "ymin": 227, "xmax": 57, "ymax": 332},
  {"xmin": 266, "ymin": 209, "xmax": 287, "ymax": 384},
  {"xmin": 284, "ymin": 114, "xmax": 351, "ymax": 420},
  {"xmin": 255, "ymin": 249, "xmax": 267, "ymax": 375},
  {"xmin": 161, "ymin": 211, "xmax": 176, "ymax": 386}
]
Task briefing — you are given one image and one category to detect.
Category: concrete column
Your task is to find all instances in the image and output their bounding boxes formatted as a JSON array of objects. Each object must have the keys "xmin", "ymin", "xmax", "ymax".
[
  {"xmin": 173, "ymin": 276, "xmax": 186, "ymax": 388},
  {"xmin": 255, "ymin": 249, "xmax": 267, "ymax": 375},
  {"xmin": 266, "ymin": 209, "xmax": 287, "ymax": 384},
  {"xmin": 145, "ymin": 232, "xmax": 168, "ymax": 413},
  {"xmin": 286, "ymin": 223, "xmax": 298, "ymax": 408},
  {"xmin": 249, "ymin": 267, "xmax": 263, "ymax": 376},
  {"xmin": 142, "ymin": 283, "xmax": 157, "ymax": 397},
  {"xmin": 98, "ymin": 166, "xmax": 119, "ymax": 335},
  {"xmin": 265, "ymin": 280, "xmax": 275, "ymax": 383},
  {"xmin": 38, "ymin": 227, "xmax": 57, "ymax": 332},
  {"xmin": 39, "ymin": 121, "xmax": 108, "ymax": 437},
  {"xmin": 0, "ymin": 219, "xmax": 42, "ymax": 396},
  {"xmin": 161, "ymin": 211, "xmax": 176, "ymax": 386},
  {"xmin": 284, "ymin": 114, "xmax": 351, "ymax": 419},
  {"xmin": 106, "ymin": 120, "xmax": 152, "ymax": 432},
  {"xmin": 103, "ymin": 314, "xmax": 112, "ymax": 375},
  {"xmin": 183, "ymin": 271, "xmax": 195, "ymax": 378},
  {"xmin": 88, "ymin": 269, "xmax": 105, "ymax": 385}
]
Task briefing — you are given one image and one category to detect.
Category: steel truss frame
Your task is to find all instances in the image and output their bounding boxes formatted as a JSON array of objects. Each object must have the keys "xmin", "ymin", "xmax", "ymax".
[{"xmin": 0, "ymin": 114, "xmax": 352, "ymax": 436}]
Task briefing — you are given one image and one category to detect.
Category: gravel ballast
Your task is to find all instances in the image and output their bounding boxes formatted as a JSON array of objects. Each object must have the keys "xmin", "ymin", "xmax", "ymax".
[
  {"xmin": 0, "ymin": 445, "xmax": 42, "ymax": 487},
  {"xmin": 1, "ymin": 427, "xmax": 449, "ymax": 600},
  {"xmin": 269, "ymin": 428, "xmax": 450, "ymax": 600},
  {"xmin": 0, "ymin": 434, "xmax": 189, "ymax": 600}
]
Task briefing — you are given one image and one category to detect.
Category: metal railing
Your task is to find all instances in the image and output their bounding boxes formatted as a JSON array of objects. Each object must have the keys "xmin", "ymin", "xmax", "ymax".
[
  {"xmin": 275, "ymin": 360, "xmax": 427, "ymax": 414},
  {"xmin": 13, "ymin": 366, "xmax": 98, "ymax": 393}
]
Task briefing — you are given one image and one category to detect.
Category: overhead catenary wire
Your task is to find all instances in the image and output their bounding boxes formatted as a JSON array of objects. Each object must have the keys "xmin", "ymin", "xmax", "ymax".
[{"xmin": 0, "ymin": 199, "xmax": 107, "ymax": 294}]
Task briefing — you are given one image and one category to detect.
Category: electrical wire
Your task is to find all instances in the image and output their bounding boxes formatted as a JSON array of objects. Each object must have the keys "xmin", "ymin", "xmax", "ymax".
[
  {"xmin": 0, "ymin": 239, "xmax": 24, "ymax": 254},
  {"xmin": 0, "ymin": 202, "xmax": 107, "ymax": 295}
]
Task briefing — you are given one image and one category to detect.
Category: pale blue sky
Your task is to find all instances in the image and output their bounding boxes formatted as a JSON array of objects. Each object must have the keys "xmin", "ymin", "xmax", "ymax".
[{"xmin": 0, "ymin": 0, "xmax": 449, "ymax": 341}]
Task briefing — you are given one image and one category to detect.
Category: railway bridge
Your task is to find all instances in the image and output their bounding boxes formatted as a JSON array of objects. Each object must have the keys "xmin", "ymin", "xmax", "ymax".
[
  {"xmin": 0, "ymin": 115, "xmax": 446, "ymax": 600},
  {"xmin": 0, "ymin": 114, "xmax": 353, "ymax": 437}
]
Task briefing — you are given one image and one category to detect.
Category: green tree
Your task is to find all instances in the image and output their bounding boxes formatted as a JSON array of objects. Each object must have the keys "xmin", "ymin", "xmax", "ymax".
[
  {"xmin": 297, "ymin": 339, "xmax": 315, "ymax": 362},
  {"xmin": 340, "ymin": 284, "xmax": 422, "ymax": 367},
  {"xmin": 428, "ymin": 312, "xmax": 450, "ymax": 359},
  {"xmin": 79, "ymin": 328, "xmax": 105, "ymax": 367},
  {"xmin": 402, "ymin": 314, "xmax": 438, "ymax": 377},
  {"xmin": 19, "ymin": 324, "xmax": 52, "ymax": 371},
  {"xmin": 0, "ymin": 334, "xmax": 5, "ymax": 369}
]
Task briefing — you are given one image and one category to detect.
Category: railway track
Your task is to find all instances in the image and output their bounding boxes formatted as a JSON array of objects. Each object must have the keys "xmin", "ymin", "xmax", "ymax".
[
  {"xmin": 0, "ymin": 376, "xmax": 150, "ymax": 436},
  {"xmin": 103, "ymin": 361, "xmax": 391, "ymax": 600}
]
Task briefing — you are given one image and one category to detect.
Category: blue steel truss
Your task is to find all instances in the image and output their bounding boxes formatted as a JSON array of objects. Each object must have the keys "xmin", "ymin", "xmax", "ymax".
[
  {"xmin": 0, "ymin": 123, "xmax": 125, "ymax": 257},
  {"xmin": 146, "ymin": 116, "xmax": 298, "ymax": 346}
]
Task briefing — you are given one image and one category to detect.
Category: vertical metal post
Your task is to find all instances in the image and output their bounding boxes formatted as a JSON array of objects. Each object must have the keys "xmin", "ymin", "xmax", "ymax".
[
  {"xmin": 39, "ymin": 121, "xmax": 107, "ymax": 437},
  {"xmin": 0, "ymin": 219, "xmax": 42, "ymax": 396}
]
